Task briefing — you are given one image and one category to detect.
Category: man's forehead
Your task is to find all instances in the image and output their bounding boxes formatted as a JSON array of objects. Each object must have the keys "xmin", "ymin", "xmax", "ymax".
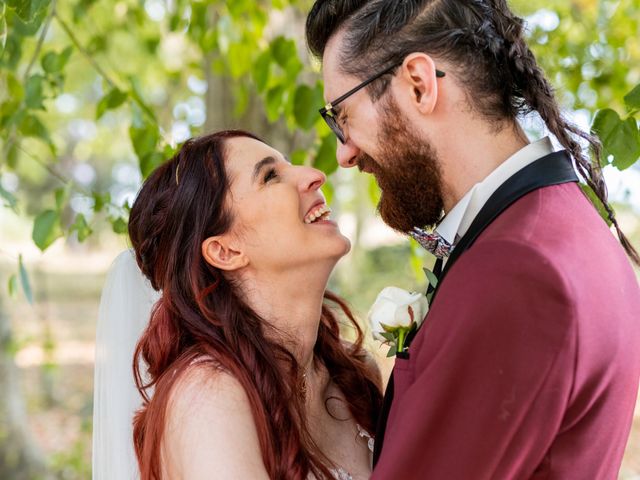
[{"xmin": 321, "ymin": 30, "xmax": 350, "ymax": 102}]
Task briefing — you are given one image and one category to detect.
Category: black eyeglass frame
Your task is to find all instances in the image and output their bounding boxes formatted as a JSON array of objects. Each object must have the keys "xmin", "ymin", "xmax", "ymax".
[{"xmin": 319, "ymin": 63, "xmax": 446, "ymax": 144}]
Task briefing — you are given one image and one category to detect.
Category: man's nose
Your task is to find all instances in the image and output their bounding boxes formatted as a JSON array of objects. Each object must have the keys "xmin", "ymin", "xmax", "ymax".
[{"xmin": 336, "ymin": 139, "xmax": 361, "ymax": 169}]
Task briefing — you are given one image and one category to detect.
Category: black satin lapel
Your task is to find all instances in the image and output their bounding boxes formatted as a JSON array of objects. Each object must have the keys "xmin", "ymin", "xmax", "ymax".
[
  {"xmin": 373, "ymin": 373, "xmax": 394, "ymax": 465},
  {"xmin": 439, "ymin": 151, "xmax": 578, "ymax": 288}
]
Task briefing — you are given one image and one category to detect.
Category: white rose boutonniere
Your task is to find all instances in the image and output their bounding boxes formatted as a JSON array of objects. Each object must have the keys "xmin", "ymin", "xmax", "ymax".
[{"xmin": 368, "ymin": 286, "xmax": 429, "ymax": 357}]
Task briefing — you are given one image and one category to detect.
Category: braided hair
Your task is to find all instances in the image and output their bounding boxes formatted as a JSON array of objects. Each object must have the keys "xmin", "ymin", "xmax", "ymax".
[{"xmin": 306, "ymin": 0, "xmax": 639, "ymax": 265}]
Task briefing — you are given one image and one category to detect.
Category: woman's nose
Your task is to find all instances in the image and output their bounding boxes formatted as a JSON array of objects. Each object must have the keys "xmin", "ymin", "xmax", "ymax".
[
  {"xmin": 299, "ymin": 166, "xmax": 326, "ymax": 193},
  {"xmin": 336, "ymin": 138, "xmax": 361, "ymax": 168}
]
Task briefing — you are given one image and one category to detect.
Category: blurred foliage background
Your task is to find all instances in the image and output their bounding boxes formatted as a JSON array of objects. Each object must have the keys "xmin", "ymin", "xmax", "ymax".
[{"xmin": 0, "ymin": 0, "xmax": 639, "ymax": 478}]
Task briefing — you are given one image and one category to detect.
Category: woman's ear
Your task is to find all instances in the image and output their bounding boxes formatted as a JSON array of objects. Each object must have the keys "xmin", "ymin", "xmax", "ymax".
[
  {"xmin": 400, "ymin": 53, "xmax": 439, "ymax": 115},
  {"xmin": 202, "ymin": 236, "xmax": 249, "ymax": 271}
]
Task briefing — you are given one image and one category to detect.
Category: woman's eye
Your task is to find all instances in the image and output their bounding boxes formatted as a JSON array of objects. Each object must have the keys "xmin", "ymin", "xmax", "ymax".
[{"xmin": 263, "ymin": 168, "xmax": 278, "ymax": 183}]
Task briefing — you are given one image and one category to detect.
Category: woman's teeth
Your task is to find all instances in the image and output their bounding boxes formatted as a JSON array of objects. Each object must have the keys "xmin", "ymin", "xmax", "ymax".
[{"xmin": 304, "ymin": 204, "xmax": 332, "ymax": 224}]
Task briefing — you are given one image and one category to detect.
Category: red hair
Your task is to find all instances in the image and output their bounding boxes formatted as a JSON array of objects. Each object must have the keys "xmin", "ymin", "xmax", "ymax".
[{"xmin": 128, "ymin": 131, "xmax": 382, "ymax": 479}]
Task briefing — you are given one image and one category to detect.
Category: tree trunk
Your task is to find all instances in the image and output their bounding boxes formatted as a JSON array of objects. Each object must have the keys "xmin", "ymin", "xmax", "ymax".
[{"xmin": 0, "ymin": 295, "xmax": 46, "ymax": 479}]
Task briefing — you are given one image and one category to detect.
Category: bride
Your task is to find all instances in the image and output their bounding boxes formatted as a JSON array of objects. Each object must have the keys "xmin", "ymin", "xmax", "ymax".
[{"xmin": 93, "ymin": 130, "xmax": 382, "ymax": 479}]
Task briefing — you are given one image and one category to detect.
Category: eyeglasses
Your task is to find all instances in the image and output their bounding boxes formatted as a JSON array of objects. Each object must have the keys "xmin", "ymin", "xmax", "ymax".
[{"xmin": 319, "ymin": 63, "xmax": 446, "ymax": 144}]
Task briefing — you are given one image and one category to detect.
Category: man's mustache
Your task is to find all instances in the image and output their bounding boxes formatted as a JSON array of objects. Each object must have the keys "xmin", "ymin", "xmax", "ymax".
[{"xmin": 356, "ymin": 153, "xmax": 377, "ymax": 173}]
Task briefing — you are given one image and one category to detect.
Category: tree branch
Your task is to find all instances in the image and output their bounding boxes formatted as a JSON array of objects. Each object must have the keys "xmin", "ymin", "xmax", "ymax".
[
  {"xmin": 53, "ymin": 11, "xmax": 118, "ymax": 90},
  {"xmin": 23, "ymin": 0, "xmax": 57, "ymax": 82},
  {"xmin": 15, "ymin": 144, "xmax": 71, "ymax": 187}
]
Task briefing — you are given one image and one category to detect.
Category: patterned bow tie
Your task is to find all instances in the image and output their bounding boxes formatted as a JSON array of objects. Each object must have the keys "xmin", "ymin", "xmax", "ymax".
[{"xmin": 410, "ymin": 227, "xmax": 453, "ymax": 258}]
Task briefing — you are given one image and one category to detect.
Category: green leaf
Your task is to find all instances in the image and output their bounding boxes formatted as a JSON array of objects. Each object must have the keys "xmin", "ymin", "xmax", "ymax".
[
  {"xmin": 293, "ymin": 84, "xmax": 323, "ymax": 130},
  {"xmin": 1, "ymin": 100, "xmax": 24, "ymax": 129},
  {"xmin": 233, "ymin": 83, "xmax": 249, "ymax": 118},
  {"xmin": 8, "ymin": 274, "xmax": 18, "ymax": 299},
  {"xmin": 18, "ymin": 254, "xmax": 33, "ymax": 304},
  {"xmin": 72, "ymin": 0, "xmax": 98, "ymax": 23},
  {"xmin": 313, "ymin": 134, "xmax": 338, "ymax": 176},
  {"xmin": 6, "ymin": 141, "xmax": 19, "ymax": 169},
  {"xmin": 0, "ymin": 4, "xmax": 7, "ymax": 58},
  {"xmin": 92, "ymin": 191, "xmax": 110, "ymax": 213},
  {"xmin": 139, "ymin": 151, "xmax": 164, "ymax": 179},
  {"xmin": 130, "ymin": 112, "xmax": 159, "ymax": 162},
  {"xmin": 624, "ymin": 84, "xmax": 640, "ymax": 110},
  {"xmin": 41, "ymin": 45, "xmax": 73, "ymax": 73},
  {"xmin": 253, "ymin": 51, "xmax": 271, "ymax": 93},
  {"xmin": 265, "ymin": 85, "xmax": 285, "ymax": 122},
  {"xmin": 227, "ymin": 42, "xmax": 252, "ymax": 78},
  {"xmin": 611, "ymin": 117, "xmax": 640, "ymax": 170},
  {"xmin": 111, "ymin": 216, "xmax": 128, "ymax": 234},
  {"xmin": 54, "ymin": 185, "xmax": 71, "ymax": 212},
  {"xmin": 291, "ymin": 149, "xmax": 307, "ymax": 166},
  {"xmin": 18, "ymin": 113, "xmax": 55, "ymax": 153},
  {"xmin": 580, "ymin": 184, "xmax": 612, "ymax": 226},
  {"xmin": 25, "ymin": 74, "xmax": 45, "ymax": 109},
  {"xmin": 285, "ymin": 57, "xmax": 303, "ymax": 79},
  {"xmin": 32, "ymin": 209, "xmax": 62, "ymax": 251},
  {"xmin": 591, "ymin": 109, "xmax": 618, "ymax": 163},
  {"xmin": 591, "ymin": 108, "xmax": 640, "ymax": 170},
  {"xmin": 423, "ymin": 267, "xmax": 439, "ymax": 289},
  {"xmin": 368, "ymin": 175, "xmax": 381, "ymax": 206},
  {"xmin": 270, "ymin": 36, "xmax": 296, "ymax": 68},
  {"xmin": 70, "ymin": 214, "xmax": 92, "ymax": 242},
  {"xmin": 7, "ymin": 72, "xmax": 25, "ymax": 102},
  {"xmin": 321, "ymin": 179, "xmax": 334, "ymax": 205},
  {"xmin": 6, "ymin": 0, "xmax": 50, "ymax": 25},
  {"xmin": 0, "ymin": 26, "xmax": 22, "ymax": 67},
  {"xmin": 386, "ymin": 345, "xmax": 397, "ymax": 358},
  {"xmin": 379, "ymin": 331, "xmax": 395, "ymax": 342},
  {"xmin": 96, "ymin": 88, "xmax": 128, "ymax": 119},
  {"xmin": 128, "ymin": 76, "xmax": 157, "ymax": 123},
  {"xmin": 87, "ymin": 34, "xmax": 107, "ymax": 54},
  {"xmin": 426, "ymin": 291, "xmax": 434, "ymax": 304},
  {"xmin": 269, "ymin": 36, "xmax": 303, "ymax": 77},
  {"xmin": 0, "ymin": 183, "xmax": 18, "ymax": 211}
]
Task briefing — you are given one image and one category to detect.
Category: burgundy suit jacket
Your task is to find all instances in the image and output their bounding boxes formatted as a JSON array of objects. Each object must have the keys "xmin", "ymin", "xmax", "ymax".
[{"xmin": 372, "ymin": 169, "xmax": 640, "ymax": 478}]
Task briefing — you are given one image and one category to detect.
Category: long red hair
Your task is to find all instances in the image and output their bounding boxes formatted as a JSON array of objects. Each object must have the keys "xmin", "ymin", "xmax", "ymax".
[{"xmin": 128, "ymin": 130, "xmax": 383, "ymax": 479}]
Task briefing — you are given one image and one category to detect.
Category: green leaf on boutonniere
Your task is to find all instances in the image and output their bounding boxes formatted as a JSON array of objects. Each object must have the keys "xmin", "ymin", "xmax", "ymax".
[
  {"xmin": 426, "ymin": 291, "xmax": 435, "ymax": 304},
  {"xmin": 387, "ymin": 345, "xmax": 397, "ymax": 358},
  {"xmin": 423, "ymin": 267, "xmax": 438, "ymax": 289},
  {"xmin": 379, "ymin": 331, "xmax": 395, "ymax": 342}
]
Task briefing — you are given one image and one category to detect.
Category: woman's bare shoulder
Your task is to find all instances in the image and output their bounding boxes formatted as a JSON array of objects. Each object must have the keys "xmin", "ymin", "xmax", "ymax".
[{"xmin": 163, "ymin": 361, "xmax": 269, "ymax": 479}]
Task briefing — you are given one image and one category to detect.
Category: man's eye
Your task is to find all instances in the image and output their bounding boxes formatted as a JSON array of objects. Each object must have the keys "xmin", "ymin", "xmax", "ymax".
[{"xmin": 264, "ymin": 168, "xmax": 278, "ymax": 183}]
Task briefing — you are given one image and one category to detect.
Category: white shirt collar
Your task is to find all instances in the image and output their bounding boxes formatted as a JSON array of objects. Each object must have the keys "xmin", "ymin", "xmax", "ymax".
[{"xmin": 435, "ymin": 136, "xmax": 554, "ymax": 246}]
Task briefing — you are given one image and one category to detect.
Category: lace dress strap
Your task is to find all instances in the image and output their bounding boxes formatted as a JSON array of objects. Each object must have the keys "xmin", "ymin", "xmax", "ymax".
[
  {"xmin": 329, "ymin": 424, "xmax": 375, "ymax": 480},
  {"xmin": 356, "ymin": 424, "xmax": 375, "ymax": 453}
]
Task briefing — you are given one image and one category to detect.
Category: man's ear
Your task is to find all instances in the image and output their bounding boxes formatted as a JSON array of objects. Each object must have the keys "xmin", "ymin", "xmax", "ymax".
[
  {"xmin": 201, "ymin": 236, "xmax": 249, "ymax": 271},
  {"xmin": 399, "ymin": 53, "xmax": 439, "ymax": 115}
]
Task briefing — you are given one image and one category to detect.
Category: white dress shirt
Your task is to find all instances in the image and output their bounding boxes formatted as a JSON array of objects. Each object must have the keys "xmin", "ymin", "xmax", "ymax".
[{"xmin": 436, "ymin": 137, "xmax": 554, "ymax": 264}]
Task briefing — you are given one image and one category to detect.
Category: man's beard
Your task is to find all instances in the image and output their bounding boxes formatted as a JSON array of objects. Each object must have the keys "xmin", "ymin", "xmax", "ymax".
[{"xmin": 357, "ymin": 99, "xmax": 444, "ymax": 234}]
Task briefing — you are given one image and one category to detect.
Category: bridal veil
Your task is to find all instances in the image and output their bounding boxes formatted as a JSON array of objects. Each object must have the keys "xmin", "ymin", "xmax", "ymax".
[{"xmin": 92, "ymin": 250, "xmax": 159, "ymax": 479}]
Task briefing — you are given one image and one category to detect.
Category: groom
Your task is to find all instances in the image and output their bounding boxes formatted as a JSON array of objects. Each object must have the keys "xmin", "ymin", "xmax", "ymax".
[{"xmin": 306, "ymin": 0, "xmax": 640, "ymax": 478}]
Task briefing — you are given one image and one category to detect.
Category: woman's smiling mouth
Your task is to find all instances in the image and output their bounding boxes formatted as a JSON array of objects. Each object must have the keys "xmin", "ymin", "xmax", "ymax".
[{"xmin": 304, "ymin": 203, "xmax": 332, "ymax": 224}]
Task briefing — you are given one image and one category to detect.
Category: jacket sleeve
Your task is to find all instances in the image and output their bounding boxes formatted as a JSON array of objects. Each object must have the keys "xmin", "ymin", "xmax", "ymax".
[{"xmin": 372, "ymin": 239, "xmax": 577, "ymax": 480}]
